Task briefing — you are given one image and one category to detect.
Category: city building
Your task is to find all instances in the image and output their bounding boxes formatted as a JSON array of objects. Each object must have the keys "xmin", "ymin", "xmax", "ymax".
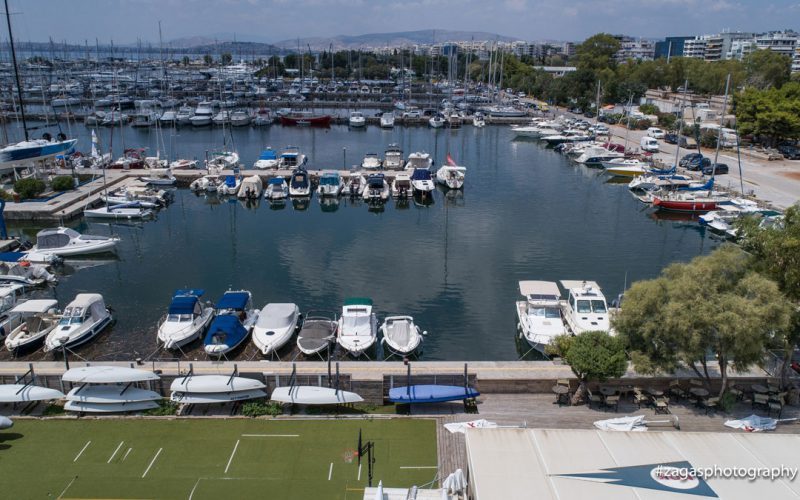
[
  {"xmin": 613, "ymin": 35, "xmax": 655, "ymax": 61},
  {"xmin": 654, "ymin": 36, "xmax": 694, "ymax": 59}
]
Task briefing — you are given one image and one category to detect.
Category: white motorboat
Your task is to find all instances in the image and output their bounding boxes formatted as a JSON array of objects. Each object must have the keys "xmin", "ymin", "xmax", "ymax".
[
  {"xmin": 391, "ymin": 173, "xmax": 412, "ymax": 198},
  {"xmin": 131, "ymin": 109, "xmax": 159, "ymax": 128},
  {"xmin": 217, "ymin": 175, "xmax": 242, "ymax": 196},
  {"xmin": 289, "ymin": 168, "xmax": 312, "ymax": 197},
  {"xmin": 383, "ymin": 144, "xmax": 404, "ymax": 170},
  {"xmin": 139, "ymin": 168, "xmax": 176, "ymax": 186},
  {"xmin": 405, "ymin": 151, "xmax": 433, "ymax": 171},
  {"xmin": 169, "ymin": 158, "xmax": 197, "ymax": 170},
  {"xmin": 190, "ymin": 102, "xmax": 214, "ymax": 126},
  {"xmin": 574, "ymin": 146, "xmax": 625, "ymax": 166},
  {"xmin": 362, "ymin": 174, "xmax": 390, "ymax": 201},
  {"xmin": 157, "ymin": 289, "xmax": 214, "ymax": 350},
  {"xmin": 44, "ymin": 293, "xmax": 112, "ymax": 352},
  {"xmin": 0, "ymin": 283, "xmax": 25, "ymax": 337},
  {"xmin": 265, "ymin": 177, "xmax": 289, "ymax": 200},
  {"xmin": 203, "ymin": 290, "xmax": 258, "ymax": 356},
  {"xmin": 429, "ymin": 115, "xmax": 445, "ymax": 128},
  {"xmin": 349, "ymin": 111, "xmax": 366, "ymax": 128},
  {"xmin": 559, "ymin": 280, "xmax": 612, "ymax": 335},
  {"xmin": 317, "ymin": 171, "xmax": 343, "ymax": 197},
  {"xmin": 28, "ymin": 227, "xmax": 119, "ymax": 258},
  {"xmin": 175, "ymin": 105, "xmax": 194, "ymax": 125},
  {"xmin": 158, "ymin": 109, "xmax": 177, "ymax": 126},
  {"xmin": 603, "ymin": 158, "xmax": 650, "ymax": 177},
  {"xmin": 628, "ymin": 174, "xmax": 694, "ymax": 192},
  {"xmin": 206, "ymin": 151, "xmax": 240, "ymax": 170},
  {"xmin": 253, "ymin": 148, "xmax": 278, "ymax": 169},
  {"xmin": 238, "ymin": 175, "xmax": 263, "ymax": 199},
  {"xmin": 3, "ymin": 299, "xmax": 59, "ymax": 352},
  {"xmin": 436, "ymin": 157, "xmax": 466, "ymax": 189},
  {"xmin": 296, "ymin": 311, "xmax": 337, "ymax": 356},
  {"xmin": 337, "ymin": 297, "xmax": 377, "ymax": 357},
  {"xmin": 252, "ymin": 303, "xmax": 300, "ymax": 356},
  {"xmin": 380, "ymin": 315, "xmax": 424, "ymax": 355},
  {"xmin": 379, "ymin": 112, "xmax": 395, "ymax": 128},
  {"xmin": 344, "ymin": 173, "xmax": 367, "ymax": 197},
  {"xmin": 190, "ymin": 174, "xmax": 221, "ymax": 193},
  {"xmin": 516, "ymin": 281, "xmax": 566, "ymax": 353},
  {"xmin": 278, "ymin": 146, "xmax": 307, "ymax": 169},
  {"xmin": 361, "ymin": 153, "xmax": 382, "ymax": 170},
  {"xmin": 410, "ymin": 168, "xmax": 435, "ymax": 196},
  {"xmin": 83, "ymin": 203, "xmax": 152, "ymax": 219},
  {"xmin": 472, "ymin": 114, "xmax": 486, "ymax": 128},
  {"xmin": 230, "ymin": 110, "xmax": 251, "ymax": 127},
  {"xmin": 212, "ymin": 110, "xmax": 231, "ymax": 125}
]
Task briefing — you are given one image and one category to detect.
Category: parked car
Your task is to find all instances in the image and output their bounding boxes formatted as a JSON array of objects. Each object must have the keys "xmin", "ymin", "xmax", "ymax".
[
  {"xmin": 646, "ymin": 127, "xmax": 666, "ymax": 139},
  {"xmin": 686, "ymin": 157, "xmax": 711, "ymax": 171},
  {"xmin": 664, "ymin": 133, "xmax": 689, "ymax": 147},
  {"xmin": 702, "ymin": 163, "xmax": 729, "ymax": 175},
  {"xmin": 777, "ymin": 144, "xmax": 800, "ymax": 160},
  {"xmin": 679, "ymin": 153, "xmax": 704, "ymax": 168},
  {"xmin": 401, "ymin": 110, "xmax": 421, "ymax": 118}
]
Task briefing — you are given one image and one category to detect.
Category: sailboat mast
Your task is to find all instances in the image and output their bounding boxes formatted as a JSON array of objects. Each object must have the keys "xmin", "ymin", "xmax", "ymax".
[
  {"xmin": 671, "ymin": 79, "xmax": 689, "ymax": 169},
  {"xmin": 711, "ymin": 74, "xmax": 731, "ymax": 170},
  {"xmin": 4, "ymin": 0, "xmax": 28, "ymax": 140}
]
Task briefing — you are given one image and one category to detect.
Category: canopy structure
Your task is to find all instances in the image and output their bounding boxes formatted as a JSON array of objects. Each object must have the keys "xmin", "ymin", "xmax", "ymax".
[
  {"xmin": 256, "ymin": 303, "xmax": 296, "ymax": 329},
  {"xmin": 518, "ymin": 281, "xmax": 561, "ymax": 301},
  {"xmin": 268, "ymin": 178, "xmax": 284, "ymax": 186},
  {"xmin": 10, "ymin": 299, "xmax": 58, "ymax": 314},
  {"xmin": 344, "ymin": 297, "xmax": 373, "ymax": 307},
  {"xmin": 216, "ymin": 291, "xmax": 249, "ymax": 310},
  {"xmin": 411, "ymin": 168, "xmax": 432, "ymax": 180},
  {"xmin": 224, "ymin": 176, "xmax": 237, "ymax": 188},
  {"xmin": 168, "ymin": 295, "xmax": 200, "ymax": 315},
  {"xmin": 259, "ymin": 150, "xmax": 277, "ymax": 160}
]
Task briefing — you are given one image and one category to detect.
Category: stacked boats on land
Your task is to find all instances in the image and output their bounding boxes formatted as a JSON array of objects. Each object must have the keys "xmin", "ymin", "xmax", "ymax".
[{"xmin": 63, "ymin": 365, "xmax": 161, "ymax": 413}]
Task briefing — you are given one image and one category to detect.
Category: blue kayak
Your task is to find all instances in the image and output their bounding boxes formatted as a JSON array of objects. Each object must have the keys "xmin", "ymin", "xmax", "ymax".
[{"xmin": 389, "ymin": 384, "xmax": 479, "ymax": 404}]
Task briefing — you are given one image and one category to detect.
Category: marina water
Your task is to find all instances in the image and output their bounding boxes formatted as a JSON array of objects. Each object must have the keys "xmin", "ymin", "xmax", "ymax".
[{"xmin": 4, "ymin": 123, "xmax": 718, "ymax": 361}]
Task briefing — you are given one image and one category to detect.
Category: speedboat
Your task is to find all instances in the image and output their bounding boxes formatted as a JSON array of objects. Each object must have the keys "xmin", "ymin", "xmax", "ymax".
[
  {"xmin": 190, "ymin": 175, "xmax": 221, "ymax": 193},
  {"xmin": 28, "ymin": 227, "xmax": 119, "ymax": 258},
  {"xmin": 175, "ymin": 105, "xmax": 194, "ymax": 125},
  {"xmin": 157, "ymin": 289, "xmax": 214, "ymax": 350},
  {"xmin": 217, "ymin": 175, "xmax": 242, "ymax": 196},
  {"xmin": 158, "ymin": 109, "xmax": 177, "ymax": 126},
  {"xmin": 0, "ymin": 283, "xmax": 25, "ymax": 336},
  {"xmin": 574, "ymin": 146, "xmax": 625, "ymax": 166},
  {"xmin": 337, "ymin": 298, "xmax": 377, "ymax": 357},
  {"xmin": 265, "ymin": 177, "xmax": 289, "ymax": 200},
  {"xmin": 405, "ymin": 151, "xmax": 433, "ymax": 171},
  {"xmin": 296, "ymin": 311, "xmax": 337, "ymax": 356},
  {"xmin": 472, "ymin": 113, "xmax": 486, "ymax": 128},
  {"xmin": 380, "ymin": 315, "xmax": 424, "ymax": 356},
  {"xmin": 516, "ymin": 281, "xmax": 566, "ymax": 353},
  {"xmin": 317, "ymin": 171, "xmax": 343, "ymax": 197},
  {"xmin": 380, "ymin": 112, "xmax": 395, "ymax": 128},
  {"xmin": 391, "ymin": 173, "xmax": 412, "ymax": 198},
  {"xmin": 435, "ymin": 162, "xmax": 466, "ymax": 190},
  {"xmin": 349, "ymin": 111, "xmax": 366, "ymax": 128},
  {"xmin": 362, "ymin": 174, "xmax": 390, "ymax": 201},
  {"xmin": 4, "ymin": 299, "xmax": 60, "ymax": 352},
  {"xmin": 139, "ymin": 168, "xmax": 176, "ymax": 186},
  {"xmin": 383, "ymin": 144, "xmax": 404, "ymax": 170},
  {"xmin": 252, "ymin": 303, "xmax": 300, "ymax": 356},
  {"xmin": 44, "ymin": 293, "xmax": 112, "ymax": 352},
  {"xmin": 361, "ymin": 153, "xmax": 382, "ymax": 170},
  {"xmin": 203, "ymin": 290, "xmax": 258, "ymax": 357},
  {"xmin": 345, "ymin": 173, "xmax": 367, "ymax": 197},
  {"xmin": 83, "ymin": 202, "xmax": 152, "ymax": 219},
  {"xmin": 230, "ymin": 110, "xmax": 251, "ymax": 127},
  {"xmin": 206, "ymin": 151, "xmax": 240, "ymax": 170},
  {"xmin": 603, "ymin": 158, "xmax": 649, "ymax": 177},
  {"xmin": 559, "ymin": 280, "xmax": 612, "ymax": 335},
  {"xmin": 212, "ymin": 110, "xmax": 231, "ymax": 126},
  {"xmin": 428, "ymin": 114, "xmax": 445, "ymax": 128},
  {"xmin": 253, "ymin": 148, "xmax": 278, "ymax": 169},
  {"xmin": 238, "ymin": 175, "xmax": 263, "ymax": 199},
  {"xmin": 190, "ymin": 102, "xmax": 214, "ymax": 126},
  {"xmin": 410, "ymin": 168, "xmax": 435, "ymax": 196},
  {"xmin": 289, "ymin": 168, "xmax": 312, "ymax": 197},
  {"xmin": 278, "ymin": 146, "xmax": 307, "ymax": 170}
]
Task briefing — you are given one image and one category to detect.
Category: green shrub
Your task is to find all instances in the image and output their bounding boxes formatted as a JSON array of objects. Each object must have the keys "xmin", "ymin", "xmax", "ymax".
[
  {"xmin": 51, "ymin": 175, "xmax": 75, "ymax": 191},
  {"xmin": 42, "ymin": 403, "xmax": 65, "ymax": 416},
  {"xmin": 241, "ymin": 401, "xmax": 282, "ymax": 417},
  {"xmin": 144, "ymin": 400, "xmax": 178, "ymax": 416},
  {"xmin": 0, "ymin": 188, "xmax": 11, "ymax": 201},
  {"xmin": 13, "ymin": 178, "xmax": 46, "ymax": 200},
  {"xmin": 639, "ymin": 103, "xmax": 660, "ymax": 115}
]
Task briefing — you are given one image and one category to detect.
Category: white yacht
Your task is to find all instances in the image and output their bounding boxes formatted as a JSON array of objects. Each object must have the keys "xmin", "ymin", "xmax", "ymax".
[
  {"xmin": 190, "ymin": 102, "xmax": 214, "ymax": 126},
  {"xmin": 559, "ymin": 280, "xmax": 612, "ymax": 335},
  {"xmin": 361, "ymin": 153, "xmax": 382, "ymax": 170},
  {"xmin": 289, "ymin": 168, "xmax": 312, "ymax": 197},
  {"xmin": 230, "ymin": 110, "xmax": 251, "ymax": 127},
  {"xmin": 349, "ymin": 111, "xmax": 366, "ymax": 128},
  {"xmin": 435, "ymin": 163, "xmax": 466, "ymax": 190},
  {"xmin": 516, "ymin": 281, "xmax": 566, "ymax": 353},
  {"xmin": 380, "ymin": 315, "xmax": 424, "ymax": 356},
  {"xmin": 379, "ymin": 112, "xmax": 395, "ymax": 128},
  {"xmin": 317, "ymin": 171, "xmax": 343, "ymax": 197},
  {"xmin": 158, "ymin": 109, "xmax": 177, "ymax": 126},
  {"xmin": 3, "ymin": 299, "xmax": 60, "ymax": 352},
  {"xmin": 27, "ymin": 227, "xmax": 119, "ymax": 259},
  {"xmin": 265, "ymin": 177, "xmax": 289, "ymax": 200},
  {"xmin": 175, "ymin": 105, "xmax": 194, "ymax": 125},
  {"xmin": 238, "ymin": 175, "xmax": 263, "ymax": 199},
  {"xmin": 574, "ymin": 146, "xmax": 625, "ymax": 166},
  {"xmin": 428, "ymin": 115, "xmax": 445, "ymax": 128},
  {"xmin": 212, "ymin": 110, "xmax": 231, "ymax": 126},
  {"xmin": 345, "ymin": 173, "xmax": 367, "ymax": 197},
  {"xmin": 252, "ymin": 303, "xmax": 300, "ymax": 356},
  {"xmin": 410, "ymin": 168, "xmax": 435, "ymax": 196},
  {"xmin": 405, "ymin": 151, "xmax": 433, "ymax": 171},
  {"xmin": 157, "ymin": 289, "xmax": 214, "ymax": 350},
  {"xmin": 278, "ymin": 146, "xmax": 307, "ymax": 170},
  {"xmin": 383, "ymin": 144, "xmax": 404, "ymax": 170},
  {"xmin": 253, "ymin": 148, "xmax": 278, "ymax": 169},
  {"xmin": 206, "ymin": 151, "xmax": 240, "ymax": 170},
  {"xmin": 83, "ymin": 203, "xmax": 152, "ymax": 220},
  {"xmin": 362, "ymin": 174, "xmax": 390, "ymax": 201},
  {"xmin": 337, "ymin": 298, "xmax": 377, "ymax": 357},
  {"xmin": 391, "ymin": 173, "xmax": 412, "ymax": 198},
  {"xmin": 44, "ymin": 294, "xmax": 112, "ymax": 352}
]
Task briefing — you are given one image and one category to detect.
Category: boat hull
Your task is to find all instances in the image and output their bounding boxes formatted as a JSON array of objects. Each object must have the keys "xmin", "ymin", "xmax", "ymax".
[
  {"xmin": 388, "ymin": 385, "xmax": 480, "ymax": 403},
  {"xmin": 270, "ymin": 386, "xmax": 363, "ymax": 405},
  {"xmin": 652, "ymin": 197, "xmax": 720, "ymax": 213},
  {"xmin": 171, "ymin": 389, "xmax": 267, "ymax": 404},
  {"xmin": 280, "ymin": 115, "xmax": 332, "ymax": 127}
]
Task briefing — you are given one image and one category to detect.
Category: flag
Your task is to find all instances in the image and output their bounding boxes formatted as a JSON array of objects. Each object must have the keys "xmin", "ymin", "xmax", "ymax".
[{"xmin": 446, "ymin": 153, "xmax": 456, "ymax": 166}]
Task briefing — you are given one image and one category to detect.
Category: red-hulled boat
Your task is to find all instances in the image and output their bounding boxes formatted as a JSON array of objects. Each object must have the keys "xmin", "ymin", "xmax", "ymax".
[
  {"xmin": 279, "ymin": 111, "xmax": 332, "ymax": 127},
  {"xmin": 651, "ymin": 192, "xmax": 728, "ymax": 213}
]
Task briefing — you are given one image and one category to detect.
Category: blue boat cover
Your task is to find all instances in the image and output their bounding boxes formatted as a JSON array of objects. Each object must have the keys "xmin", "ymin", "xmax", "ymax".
[
  {"xmin": 204, "ymin": 314, "xmax": 248, "ymax": 348},
  {"xmin": 290, "ymin": 171, "xmax": 308, "ymax": 188},
  {"xmin": 649, "ymin": 166, "xmax": 676, "ymax": 175},
  {"xmin": 224, "ymin": 175, "xmax": 236, "ymax": 187},
  {"xmin": 0, "ymin": 252, "xmax": 25, "ymax": 263},
  {"xmin": 169, "ymin": 295, "xmax": 199, "ymax": 315},
  {"xmin": 268, "ymin": 178, "xmax": 284, "ymax": 185},
  {"xmin": 680, "ymin": 177, "xmax": 714, "ymax": 192},
  {"xmin": 259, "ymin": 150, "xmax": 277, "ymax": 160},
  {"xmin": 367, "ymin": 175, "xmax": 384, "ymax": 188},
  {"xmin": 389, "ymin": 384, "xmax": 480, "ymax": 403},
  {"xmin": 320, "ymin": 173, "xmax": 340, "ymax": 185},
  {"xmin": 217, "ymin": 291, "xmax": 249, "ymax": 310},
  {"xmin": 411, "ymin": 169, "xmax": 432, "ymax": 181}
]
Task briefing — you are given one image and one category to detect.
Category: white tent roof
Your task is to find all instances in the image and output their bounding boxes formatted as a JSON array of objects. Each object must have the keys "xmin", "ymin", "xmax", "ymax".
[
  {"xmin": 68, "ymin": 293, "xmax": 105, "ymax": 309},
  {"xmin": 519, "ymin": 280, "xmax": 560, "ymax": 298},
  {"xmin": 466, "ymin": 428, "xmax": 800, "ymax": 500},
  {"xmin": 10, "ymin": 299, "xmax": 58, "ymax": 314},
  {"xmin": 560, "ymin": 280, "xmax": 601, "ymax": 291}
]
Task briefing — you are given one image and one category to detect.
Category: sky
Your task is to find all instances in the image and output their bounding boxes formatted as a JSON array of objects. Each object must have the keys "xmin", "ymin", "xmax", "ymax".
[{"xmin": 9, "ymin": 0, "xmax": 800, "ymax": 45}]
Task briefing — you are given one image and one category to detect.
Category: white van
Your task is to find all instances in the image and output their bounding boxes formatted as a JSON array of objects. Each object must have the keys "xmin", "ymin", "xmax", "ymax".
[
  {"xmin": 640, "ymin": 136, "xmax": 659, "ymax": 153},
  {"xmin": 646, "ymin": 127, "xmax": 665, "ymax": 139}
]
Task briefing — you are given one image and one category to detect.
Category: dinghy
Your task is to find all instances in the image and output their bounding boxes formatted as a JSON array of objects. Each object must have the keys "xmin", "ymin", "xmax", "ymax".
[
  {"xmin": 64, "ymin": 400, "xmax": 159, "ymax": 413},
  {"xmin": 380, "ymin": 316, "xmax": 424, "ymax": 355},
  {"xmin": 169, "ymin": 375, "xmax": 265, "ymax": 394},
  {"xmin": 252, "ymin": 303, "xmax": 300, "ymax": 356},
  {"xmin": 389, "ymin": 385, "xmax": 480, "ymax": 404},
  {"xmin": 65, "ymin": 385, "xmax": 161, "ymax": 404},
  {"xmin": 171, "ymin": 389, "xmax": 266, "ymax": 404},
  {"xmin": 62, "ymin": 365, "xmax": 160, "ymax": 384},
  {"xmin": 0, "ymin": 384, "xmax": 64, "ymax": 402},
  {"xmin": 270, "ymin": 385, "xmax": 363, "ymax": 405},
  {"xmin": 296, "ymin": 312, "xmax": 337, "ymax": 356}
]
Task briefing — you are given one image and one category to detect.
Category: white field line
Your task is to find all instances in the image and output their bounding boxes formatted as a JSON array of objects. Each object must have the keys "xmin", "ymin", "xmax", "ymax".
[
  {"xmin": 73, "ymin": 441, "xmax": 91, "ymax": 462},
  {"xmin": 358, "ymin": 463, "xmax": 362, "ymax": 480},
  {"xmin": 328, "ymin": 462, "xmax": 333, "ymax": 481},
  {"xmin": 107, "ymin": 441, "xmax": 125, "ymax": 463},
  {"xmin": 122, "ymin": 448, "xmax": 133, "ymax": 462},
  {"xmin": 57, "ymin": 476, "xmax": 77, "ymax": 499},
  {"xmin": 224, "ymin": 440, "xmax": 240, "ymax": 474},
  {"xmin": 142, "ymin": 448, "xmax": 163, "ymax": 478},
  {"xmin": 240, "ymin": 434, "xmax": 299, "ymax": 437},
  {"xmin": 188, "ymin": 478, "xmax": 202, "ymax": 500},
  {"xmin": 399, "ymin": 466, "xmax": 438, "ymax": 469}
]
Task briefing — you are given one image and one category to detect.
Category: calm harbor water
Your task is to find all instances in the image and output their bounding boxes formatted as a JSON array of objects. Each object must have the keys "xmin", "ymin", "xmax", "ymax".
[{"xmin": 4, "ymin": 123, "xmax": 719, "ymax": 362}]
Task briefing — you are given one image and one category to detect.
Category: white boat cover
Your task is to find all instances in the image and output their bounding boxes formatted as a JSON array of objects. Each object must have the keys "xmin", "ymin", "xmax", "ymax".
[
  {"xmin": 444, "ymin": 419, "xmax": 497, "ymax": 434},
  {"xmin": 593, "ymin": 414, "xmax": 648, "ymax": 432},
  {"xmin": 10, "ymin": 299, "xmax": 58, "ymax": 314},
  {"xmin": 442, "ymin": 469, "xmax": 467, "ymax": 495},
  {"xmin": 519, "ymin": 281, "xmax": 560, "ymax": 299},
  {"xmin": 724, "ymin": 414, "xmax": 781, "ymax": 432},
  {"xmin": 255, "ymin": 303, "xmax": 296, "ymax": 329}
]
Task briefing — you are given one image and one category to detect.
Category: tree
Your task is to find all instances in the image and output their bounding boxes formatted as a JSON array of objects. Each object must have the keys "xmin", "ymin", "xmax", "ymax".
[
  {"xmin": 736, "ymin": 83, "xmax": 800, "ymax": 144},
  {"xmin": 221, "ymin": 53, "xmax": 233, "ymax": 66},
  {"xmin": 574, "ymin": 33, "xmax": 621, "ymax": 74},
  {"xmin": 743, "ymin": 49, "xmax": 791, "ymax": 90},
  {"xmin": 13, "ymin": 178, "xmax": 46, "ymax": 200},
  {"xmin": 181, "ymin": 56, "xmax": 189, "ymax": 66},
  {"xmin": 548, "ymin": 331, "xmax": 627, "ymax": 405},
  {"xmin": 614, "ymin": 246, "xmax": 793, "ymax": 397},
  {"xmin": 203, "ymin": 53, "xmax": 213, "ymax": 66}
]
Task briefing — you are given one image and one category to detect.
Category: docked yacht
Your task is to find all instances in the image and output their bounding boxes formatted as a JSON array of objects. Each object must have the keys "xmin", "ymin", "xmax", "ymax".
[
  {"xmin": 253, "ymin": 148, "xmax": 278, "ymax": 169},
  {"xmin": 139, "ymin": 168, "xmax": 177, "ymax": 186},
  {"xmin": 405, "ymin": 151, "xmax": 433, "ymax": 171},
  {"xmin": 175, "ymin": 105, "xmax": 194, "ymax": 125},
  {"xmin": 190, "ymin": 175, "xmax": 221, "ymax": 193},
  {"xmin": 361, "ymin": 153, "xmax": 382, "ymax": 170},
  {"xmin": 230, "ymin": 110, "xmax": 251, "ymax": 127},
  {"xmin": 472, "ymin": 113, "xmax": 486, "ymax": 128},
  {"xmin": 206, "ymin": 151, "xmax": 240, "ymax": 170},
  {"xmin": 391, "ymin": 173, "xmax": 412, "ymax": 198},
  {"xmin": 429, "ymin": 114, "xmax": 445, "ymax": 128},
  {"xmin": 252, "ymin": 303, "xmax": 300, "ymax": 356},
  {"xmin": 603, "ymin": 158, "xmax": 650, "ymax": 177},
  {"xmin": 435, "ymin": 156, "xmax": 466, "ymax": 189},
  {"xmin": 337, "ymin": 298, "xmax": 377, "ymax": 357},
  {"xmin": 289, "ymin": 168, "xmax": 312, "ymax": 197},
  {"xmin": 4, "ymin": 299, "xmax": 60, "ymax": 352},
  {"xmin": 238, "ymin": 175, "xmax": 263, "ymax": 199},
  {"xmin": 190, "ymin": 102, "xmax": 214, "ymax": 126},
  {"xmin": 380, "ymin": 112, "xmax": 395, "ymax": 128},
  {"xmin": 574, "ymin": 145, "xmax": 625, "ymax": 166},
  {"xmin": 296, "ymin": 311, "xmax": 337, "ymax": 356},
  {"xmin": 410, "ymin": 168, "xmax": 435, "ymax": 196},
  {"xmin": 516, "ymin": 281, "xmax": 566, "ymax": 353},
  {"xmin": 27, "ymin": 227, "xmax": 119, "ymax": 258},
  {"xmin": 217, "ymin": 175, "xmax": 242, "ymax": 196},
  {"xmin": 44, "ymin": 294, "xmax": 112, "ymax": 352},
  {"xmin": 383, "ymin": 144, "xmax": 404, "ymax": 170},
  {"xmin": 265, "ymin": 177, "xmax": 289, "ymax": 200},
  {"xmin": 317, "ymin": 171, "xmax": 343, "ymax": 197},
  {"xmin": 278, "ymin": 146, "xmax": 307, "ymax": 170},
  {"xmin": 157, "ymin": 289, "xmax": 214, "ymax": 350},
  {"xmin": 559, "ymin": 280, "xmax": 612, "ymax": 335},
  {"xmin": 345, "ymin": 173, "xmax": 367, "ymax": 197},
  {"xmin": 203, "ymin": 290, "xmax": 258, "ymax": 357},
  {"xmin": 349, "ymin": 111, "xmax": 366, "ymax": 128},
  {"xmin": 362, "ymin": 174, "xmax": 390, "ymax": 201},
  {"xmin": 212, "ymin": 110, "xmax": 231, "ymax": 126},
  {"xmin": 83, "ymin": 203, "xmax": 152, "ymax": 219},
  {"xmin": 380, "ymin": 316, "xmax": 424, "ymax": 356},
  {"xmin": 158, "ymin": 109, "xmax": 177, "ymax": 126}
]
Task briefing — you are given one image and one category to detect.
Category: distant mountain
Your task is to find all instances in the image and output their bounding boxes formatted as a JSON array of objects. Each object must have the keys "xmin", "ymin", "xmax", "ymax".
[{"xmin": 273, "ymin": 30, "xmax": 520, "ymax": 51}]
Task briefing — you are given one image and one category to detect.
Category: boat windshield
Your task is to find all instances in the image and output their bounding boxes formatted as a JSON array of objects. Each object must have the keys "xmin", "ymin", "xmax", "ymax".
[
  {"xmin": 576, "ymin": 300, "xmax": 592, "ymax": 313},
  {"xmin": 530, "ymin": 307, "xmax": 561, "ymax": 319},
  {"xmin": 320, "ymin": 176, "xmax": 339, "ymax": 186},
  {"xmin": 577, "ymin": 299, "xmax": 607, "ymax": 313},
  {"xmin": 167, "ymin": 313, "xmax": 193, "ymax": 322},
  {"xmin": 591, "ymin": 300, "xmax": 608, "ymax": 313}
]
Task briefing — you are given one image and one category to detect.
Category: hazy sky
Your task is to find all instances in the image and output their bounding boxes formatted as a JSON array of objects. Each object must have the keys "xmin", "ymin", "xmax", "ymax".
[{"xmin": 10, "ymin": 0, "xmax": 800, "ymax": 44}]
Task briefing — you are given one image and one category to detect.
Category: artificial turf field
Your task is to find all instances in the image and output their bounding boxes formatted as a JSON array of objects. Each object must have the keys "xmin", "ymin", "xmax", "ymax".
[{"xmin": 0, "ymin": 418, "xmax": 437, "ymax": 499}]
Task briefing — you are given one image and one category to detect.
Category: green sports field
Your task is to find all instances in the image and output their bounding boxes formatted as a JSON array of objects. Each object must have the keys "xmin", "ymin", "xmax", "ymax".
[{"xmin": 0, "ymin": 418, "xmax": 437, "ymax": 499}]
